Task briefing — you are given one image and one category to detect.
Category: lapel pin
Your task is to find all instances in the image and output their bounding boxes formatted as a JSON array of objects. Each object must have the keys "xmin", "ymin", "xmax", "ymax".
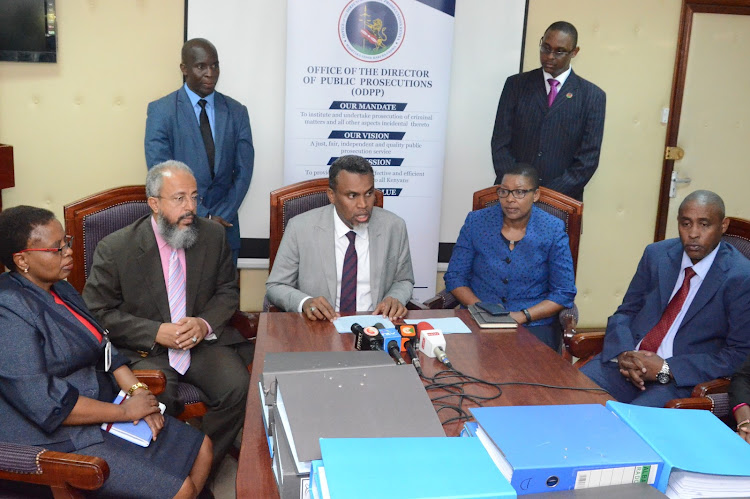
[{"xmin": 566, "ymin": 93, "xmax": 573, "ymax": 99}]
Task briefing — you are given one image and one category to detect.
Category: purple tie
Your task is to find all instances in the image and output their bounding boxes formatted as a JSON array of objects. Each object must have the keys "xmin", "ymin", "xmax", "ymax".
[
  {"xmin": 340, "ymin": 231, "xmax": 357, "ymax": 314},
  {"xmin": 167, "ymin": 249, "xmax": 190, "ymax": 375},
  {"xmin": 547, "ymin": 79, "xmax": 559, "ymax": 107}
]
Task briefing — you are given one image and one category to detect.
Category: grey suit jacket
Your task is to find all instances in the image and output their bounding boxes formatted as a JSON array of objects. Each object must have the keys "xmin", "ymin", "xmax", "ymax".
[
  {"xmin": 266, "ymin": 205, "xmax": 414, "ymax": 312},
  {"xmin": 145, "ymin": 87, "xmax": 254, "ymax": 250},
  {"xmin": 600, "ymin": 239, "xmax": 750, "ymax": 387},
  {"xmin": 491, "ymin": 68, "xmax": 606, "ymax": 201},
  {"xmin": 83, "ymin": 215, "xmax": 244, "ymax": 364}
]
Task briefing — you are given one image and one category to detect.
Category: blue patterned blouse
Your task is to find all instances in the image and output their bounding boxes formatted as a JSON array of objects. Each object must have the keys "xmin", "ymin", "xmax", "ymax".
[{"xmin": 444, "ymin": 204, "xmax": 576, "ymax": 326}]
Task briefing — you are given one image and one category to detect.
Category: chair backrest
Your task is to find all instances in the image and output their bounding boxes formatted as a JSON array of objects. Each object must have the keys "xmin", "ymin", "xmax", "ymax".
[
  {"xmin": 269, "ymin": 178, "xmax": 384, "ymax": 270},
  {"xmin": 64, "ymin": 185, "xmax": 149, "ymax": 292},
  {"xmin": 471, "ymin": 185, "xmax": 583, "ymax": 275},
  {"xmin": 723, "ymin": 216, "xmax": 750, "ymax": 259}
]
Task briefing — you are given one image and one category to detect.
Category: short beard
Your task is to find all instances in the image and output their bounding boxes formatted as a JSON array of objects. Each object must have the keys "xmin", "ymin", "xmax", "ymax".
[{"xmin": 156, "ymin": 211, "xmax": 199, "ymax": 249}]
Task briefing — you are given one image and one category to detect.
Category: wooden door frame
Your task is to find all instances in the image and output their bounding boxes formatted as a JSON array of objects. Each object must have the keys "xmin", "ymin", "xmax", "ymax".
[{"xmin": 655, "ymin": 0, "xmax": 750, "ymax": 240}]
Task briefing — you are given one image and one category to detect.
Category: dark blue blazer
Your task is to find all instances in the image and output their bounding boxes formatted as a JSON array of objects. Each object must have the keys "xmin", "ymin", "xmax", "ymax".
[
  {"xmin": 600, "ymin": 239, "xmax": 750, "ymax": 387},
  {"xmin": 491, "ymin": 68, "xmax": 606, "ymax": 201},
  {"xmin": 145, "ymin": 87, "xmax": 255, "ymax": 250},
  {"xmin": 0, "ymin": 273, "xmax": 128, "ymax": 450}
]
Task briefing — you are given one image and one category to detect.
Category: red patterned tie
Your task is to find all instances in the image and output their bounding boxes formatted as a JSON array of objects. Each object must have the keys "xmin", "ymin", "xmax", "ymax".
[
  {"xmin": 547, "ymin": 79, "xmax": 559, "ymax": 107},
  {"xmin": 639, "ymin": 267, "xmax": 696, "ymax": 353},
  {"xmin": 339, "ymin": 231, "xmax": 357, "ymax": 313}
]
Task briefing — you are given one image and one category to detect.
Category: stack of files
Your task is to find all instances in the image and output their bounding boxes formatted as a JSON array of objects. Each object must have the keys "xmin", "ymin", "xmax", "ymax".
[
  {"xmin": 607, "ymin": 400, "xmax": 750, "ymax": 498},
  {"xmin": 470, "ymin": 404, "xmax": 663, "ymax": 495},
  {"xmin": 468, "ymin": 304, "xmax": 517, "ymax": 329},
  {"xmin": 313, "ymin": 437, "xmax": 517, "ymax": 498},
  {"xmin": 272, "ymin": 362, "xmax": 445, "ymax": 498}
]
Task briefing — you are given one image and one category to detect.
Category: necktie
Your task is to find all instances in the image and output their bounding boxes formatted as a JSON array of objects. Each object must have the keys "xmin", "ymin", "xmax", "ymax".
[
  {"xmin": 198, "ymin": 99, "xmax": 215, "ymax": 179},
  {"xmin": 167, "ymin": 249, "xmax": 190, "ymax": 374},
  {"xmin": 339, "ymin": 231, "xmax": 357, "ymax": 314},
  {"xmin": 639, "ymin": 267, "xmax": 697, "ymax": 353},
  {"xmin": 547, "ymin": 79, "xmax": 559, "ymax": 107}
]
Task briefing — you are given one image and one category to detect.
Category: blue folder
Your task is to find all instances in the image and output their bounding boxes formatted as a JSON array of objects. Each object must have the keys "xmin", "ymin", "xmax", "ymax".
[
  {"xmin": 607, "ymin": 401, "xmax": 750, "ymax": 493},
  {"xmin": 319, "ymin": 437, "xmax": 516, "ymax": 498},
  {"xmin": 471, "ymin": 404, "xmax": 663, "ymax": 495}
]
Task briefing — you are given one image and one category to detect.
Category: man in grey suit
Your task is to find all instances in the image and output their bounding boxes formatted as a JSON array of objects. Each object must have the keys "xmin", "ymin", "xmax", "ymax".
[
  {"xmin": 83, "ymin": 161, "xmax": 251, "ymax": 474},
  {"xmin": 145, "ymin": 38, "xmax": 254, "ymax": 264},
  {"xmin": 491, "ymin": 21, "xmax": 605, "ymax": 201},
  {"xmin": 581, "ymin": 191, "xmax": 750, "ymax": 407},
  {"xmin": 266, "ymin": 155, "xmax": 414, "ymax": 321}
]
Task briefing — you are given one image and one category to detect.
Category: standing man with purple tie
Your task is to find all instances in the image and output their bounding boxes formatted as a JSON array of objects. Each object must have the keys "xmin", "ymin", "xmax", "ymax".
[
  {"xmin": 83, "ymin": 161, "xmax": 252, "ymax": 477},
  {"xmin": 265, "ymin": 155, "xmax": 414, "ymax": 321},
  {"xmin": 145, "ymin": 38, "xmax": 254, "ymax": 266},
  {"xmin": 491, "ymin": 21, "xmax": 605, "ymax": 201},
  {"xmin": 581, "ymin": 190, "xmax": 750, "ymax": 406}
]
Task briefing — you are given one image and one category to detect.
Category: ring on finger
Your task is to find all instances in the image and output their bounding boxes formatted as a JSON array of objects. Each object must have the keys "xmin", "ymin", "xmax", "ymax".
[
  {"xmin": 192, "ymin": 336, "xmax": 197, "ymax": 344},
  {"xmin": 310, "ymin": 306, "xmax": 317, "ymax": 312}
]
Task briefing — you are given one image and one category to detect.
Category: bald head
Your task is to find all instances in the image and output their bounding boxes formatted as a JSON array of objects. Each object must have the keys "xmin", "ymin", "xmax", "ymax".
[
  {"xmin": 678, "ymin": 190, "xmax": 725, "ymax": 220},
  {"xmin": 180, "ymin": 38, "xmax": 220, "ymax": 98},
  {"xmin": 181, "ymin": 38, "xmax": 217, "ymax": 63}
]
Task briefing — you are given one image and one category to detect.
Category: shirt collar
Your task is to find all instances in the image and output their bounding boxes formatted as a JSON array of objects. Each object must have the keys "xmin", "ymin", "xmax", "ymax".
[
  {"xmin": 150, "ymin": 215, "xmax": 173, "ymax": 251},
  {"xmin": 183, "ymin": 82, "xmax": 215, "ymax": 109},
  {"xmin": 332, "ymin": 207, "xmax": 368, "ymax": 240},
  {"xmin": 680, "ymin": 241, "xmax": 721, "ymax": 280},
  {"xmin": 543, "ymin": 66, "xmax": 572, "ymax": 88}
]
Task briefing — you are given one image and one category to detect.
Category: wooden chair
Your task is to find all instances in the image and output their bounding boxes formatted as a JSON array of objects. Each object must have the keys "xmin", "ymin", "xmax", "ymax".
[
  {"xmin": 422, "ymin": 186, "xmax": 583, "ymax": 345},
  {"xmin": 567, "ymin": 216, "xmax": 750, "ymax": 415},
  {"xmin": 0, "ymin": 370, "xmax": 165, "ymax": 498},
  {"xmin": 63, "ymin": 185, "xmax": 255, "ymax": 422},
  {"xmin": 267, "ymin": 178, "xmax": 425, "ymax": 311}
]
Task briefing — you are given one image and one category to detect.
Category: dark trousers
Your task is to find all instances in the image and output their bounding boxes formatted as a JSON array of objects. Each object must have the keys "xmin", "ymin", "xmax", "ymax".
[
  {"xmin": 581, "ymin": 355, "xmax": 693, "ymax": 407},
  {"xmin": 130, "ymin": 341, "xmax": 252, "ymax": 475}
]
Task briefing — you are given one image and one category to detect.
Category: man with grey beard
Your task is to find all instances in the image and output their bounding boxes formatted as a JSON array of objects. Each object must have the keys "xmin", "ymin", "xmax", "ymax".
[{"xmin": 83, "ymin": 160, "xmax": 251, "ymax": 476}]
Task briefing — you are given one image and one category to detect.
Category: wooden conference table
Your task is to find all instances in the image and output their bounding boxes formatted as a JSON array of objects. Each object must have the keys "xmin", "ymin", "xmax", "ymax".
[{"xmin": 236, "ymin": 309, "xmax": 612, "ymax": 497}]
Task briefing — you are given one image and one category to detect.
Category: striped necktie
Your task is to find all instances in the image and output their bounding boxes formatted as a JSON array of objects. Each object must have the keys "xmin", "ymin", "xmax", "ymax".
[
  {"xmin": 639, "ymin": 267, "xmax": 696, "ymax": 353},
  {"xmin": 167, "ymin": 249, "xmax": 190, "ymax": 374},
  {"xmin": 339, "ymin": 231, "xmax": 357, "ymax": 314}
]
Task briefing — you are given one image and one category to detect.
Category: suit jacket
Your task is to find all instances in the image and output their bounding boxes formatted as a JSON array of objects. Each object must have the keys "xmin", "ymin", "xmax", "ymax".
[
  {"xmin": 266, "ymin": 205, "xmax": 414, "ymax": 312},
  {"xmin": 82, "ymin": 215, "xmax": 244, "ymax": 364},
  {"xmin": 600, "ymin": 239, "xmax": 750, "ymax": 387},
  {"xmin": 145, "ymin": 87, "xmax": 254, "ymax": 250},
  {"xmin": 491, "ymin": 68, "xmax": 606, "ymax": 201},
  {"xmin": 0, "ymin": 273, "xmax": 129, "ymax": 450}
]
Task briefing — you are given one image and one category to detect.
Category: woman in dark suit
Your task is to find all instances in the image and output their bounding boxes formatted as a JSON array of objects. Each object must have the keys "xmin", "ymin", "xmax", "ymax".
[
  {"xmin": 0, "ymin": 206, "xmax": 212, "ymax": 498},
  {"xmin": 730, "ymin": 354, "xmax": 750, "ymax": 444},
  {"xmin": 444, "ymin": 164, "xmax": 576, "ymax": 351}
]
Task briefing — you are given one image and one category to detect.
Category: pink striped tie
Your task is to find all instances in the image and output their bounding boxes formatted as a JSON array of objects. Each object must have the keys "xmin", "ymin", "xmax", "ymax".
[
  {"xmin": 167, "ymin": 249, "xmax": 190, "ymax": 374},
  {"xmin": 547, "ymin": 78, "xmax": 559, "ymax": 107},
  {"xmin": 339, "ymin": 231, "xmax": 357, "ymax": 314}
]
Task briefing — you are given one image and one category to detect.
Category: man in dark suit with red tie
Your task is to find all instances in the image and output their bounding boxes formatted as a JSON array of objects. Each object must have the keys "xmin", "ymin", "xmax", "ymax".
[
  {"xmin": 581, "ymin": 190, "xmax": 750, "ymax": 407},
  {"xmin": 491, "ymin": 21, "xmax": 605, "ymax": 201}
]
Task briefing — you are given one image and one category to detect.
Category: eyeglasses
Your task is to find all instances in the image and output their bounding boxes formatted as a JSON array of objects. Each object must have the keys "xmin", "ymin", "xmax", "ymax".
[
  {"xmin": 14, "ymin": 235, "xmax": 74, "ymax": 255},
  {"xmin": 156, "ymin": 194, "xmax": 203, "ymax": 206},
  {"xmin": 497, "ymin": 188, "xmax": 536, "ymax": 200},
  {"xmin": 539, "ymin": 39, "xmax": 575, "ymax": 58}
]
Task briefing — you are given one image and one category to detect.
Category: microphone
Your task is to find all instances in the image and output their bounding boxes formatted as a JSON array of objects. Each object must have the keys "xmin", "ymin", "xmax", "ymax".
[
  {"xmin": 400, "ymin": 325, "xmax": 422, "ymax": 375},
  {"xmin": 417, "ymin": 321, "xmax": 453, "ymax": 368},
  {"xmin": 375, "ymin": 323, "xmax": 405, "ymax": 365},
  {"xmin": 351, "ymin": 323, "xmax": 382, "ymax": 351}
]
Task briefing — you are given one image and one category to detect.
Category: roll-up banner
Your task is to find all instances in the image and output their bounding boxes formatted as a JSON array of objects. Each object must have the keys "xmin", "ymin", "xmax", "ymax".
[{"xmin": 284, "ymin": 0, "xmax": 456, "ymax": 301}]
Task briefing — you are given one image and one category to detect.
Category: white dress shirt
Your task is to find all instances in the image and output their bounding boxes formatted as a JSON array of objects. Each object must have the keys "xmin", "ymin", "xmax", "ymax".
[{"xmin": 543, "ymin": 66, "xmax": 572, "ymax": 95}]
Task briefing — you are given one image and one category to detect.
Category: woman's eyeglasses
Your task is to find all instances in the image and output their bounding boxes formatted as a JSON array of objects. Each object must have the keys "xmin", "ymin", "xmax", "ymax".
[{"xmin": 14, "ymin": 235, "xmax": 74, "ymax": 255}]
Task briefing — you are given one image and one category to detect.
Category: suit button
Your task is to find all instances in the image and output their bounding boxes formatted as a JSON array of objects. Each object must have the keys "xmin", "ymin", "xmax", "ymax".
[
  {"xmin": 502, "ymin": 278, "xmax": 509, "ymax": 284},
  {"xmin": 504, "ymin": 257, "xmax": 511, "ymax": 263},
  {"xmin": 501, "ymin": 297, "xmax": 507, "ymax": 303},
  {"xmin": 53, "ymin": 408, "xmax": 61, "ymax": 415},
  {"xmin": 538, "ymin": 151, "xmax": 543, "ymax": 157}
]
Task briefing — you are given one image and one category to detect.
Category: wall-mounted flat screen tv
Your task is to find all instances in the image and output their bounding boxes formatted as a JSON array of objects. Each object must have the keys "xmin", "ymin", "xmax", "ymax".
[{"xmin": 0, "ymin": 0, "xmax": 57, "ymax": 63}]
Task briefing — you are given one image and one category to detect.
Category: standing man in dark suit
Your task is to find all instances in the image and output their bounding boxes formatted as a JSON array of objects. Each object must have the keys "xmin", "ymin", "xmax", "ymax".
[
  {"xmin": 83, "ymin": 161, "xmax": 252, "ymax": 475},
  {"xmin": 145, "ymin": 38, "xmax": 254, "ymax": 264},
  {"xmin": 491, "ymin": 21, "xmax": 605, "ymax": 201},
  {"xmin": 581, "ymin": 190, "xmax": 750, "ymax": 407}
]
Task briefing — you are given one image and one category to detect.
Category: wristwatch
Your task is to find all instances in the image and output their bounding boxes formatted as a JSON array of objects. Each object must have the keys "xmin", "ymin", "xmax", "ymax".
[{"xmin": 656, "ymin": 360, "xmax": 671, "ymax": 384}]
